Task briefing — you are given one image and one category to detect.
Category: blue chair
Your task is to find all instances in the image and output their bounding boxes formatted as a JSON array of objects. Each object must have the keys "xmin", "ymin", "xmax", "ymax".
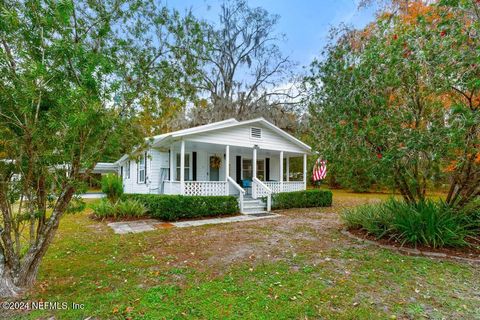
[{"xmin": 241, "ymin": 179, "xmax": 252, "ymax": 195}]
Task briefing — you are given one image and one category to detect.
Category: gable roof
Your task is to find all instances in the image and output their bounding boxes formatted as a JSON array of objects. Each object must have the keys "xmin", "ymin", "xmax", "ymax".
[
  {"xmin": 166, "ymin": 118, "xmax": 311, "ymax": 151},
  {"xmin": 115, "ymin": 118, "xmax": 310, "ymax": 164},
  {"xmin": 150, "ymin": 118, "xmax": 238, "ymax": 145}
]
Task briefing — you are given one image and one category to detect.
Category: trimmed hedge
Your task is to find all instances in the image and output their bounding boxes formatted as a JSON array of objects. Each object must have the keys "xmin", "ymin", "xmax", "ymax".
[
  {"xmin": 271, "ymin": 189, "xmax": 333, "ymax": 210},
  {"xmin": 122, "ymin": 194, "xmax": 239, "ymax": 221}
]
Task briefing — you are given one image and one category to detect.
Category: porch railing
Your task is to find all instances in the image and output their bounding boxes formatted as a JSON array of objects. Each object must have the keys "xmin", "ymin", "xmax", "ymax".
[
  {"xmin": 264, "ymin": 181, "xmax": 304, "ymax": 193},
  {"xmin": 227, "ymin": 176, "xmax": 245, "ymax": 213},
  {"xmin": 184, "ymin": 181, "xmax": 228, "ymax": 196},
  {"xmin": 163, "ymin": 180, "xmax": 303, "ymax": 199},
  {"xmin": 163, "ymin": 181, "xmax": 180, "ymax": 195},
  {"xmin": 252, "ymin": 177, "xmax": 271, "ymax": 211},
  {"xmin": 163, "ymin": 180, "xmax": 227, "ymax": 196}
]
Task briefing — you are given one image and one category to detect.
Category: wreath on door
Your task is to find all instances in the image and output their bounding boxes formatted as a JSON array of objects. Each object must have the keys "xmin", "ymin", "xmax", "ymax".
[{"xmin": 210, "ymin": 155, "xmax": 222, "ymax": 169}]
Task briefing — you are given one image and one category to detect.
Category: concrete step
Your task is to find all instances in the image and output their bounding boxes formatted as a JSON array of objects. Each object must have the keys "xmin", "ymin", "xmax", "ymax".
[
  {"xmin": 243, "ymin": 204, "xmax": 265, "ymax": 209},
  {"xmin": 243, "ymin": 199, "xmax": 265, "ymax": 204},
  {"xmin": 241, "ymin": 197, "xmax": 267, "ymax": 214},
  {"xmin": 242, "ymin": 209, "xmax": 268, "ymax": 215},
  {"xmin": 243, "ymin": 205, "xmax": 266, "ymax": 211},
  {"xmin": 243, "ymin": 200, "xmax": 264, "ymax": 205}
]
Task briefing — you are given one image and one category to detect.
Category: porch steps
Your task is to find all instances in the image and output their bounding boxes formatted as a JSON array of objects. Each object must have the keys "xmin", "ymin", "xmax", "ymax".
[{"xmin": 241, "ymin": 198, "xmax": 267, "ymax": 215}]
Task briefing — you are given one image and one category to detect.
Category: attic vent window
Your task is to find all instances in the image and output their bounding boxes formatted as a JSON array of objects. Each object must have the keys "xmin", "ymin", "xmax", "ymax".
[{"xmin": 251, "ymin": 127, "xmax": 262, "ymax": 139}]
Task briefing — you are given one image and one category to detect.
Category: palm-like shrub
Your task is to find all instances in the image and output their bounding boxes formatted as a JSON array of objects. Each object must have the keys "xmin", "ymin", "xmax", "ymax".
[
  {"xmin": 91, "ymin": 199, "xmax": 147, "ymax": 219},
  {"xmin": 91, "ymin": 200, "xmax": 116, "ymax": 219},
  {"xmin": 101, "ymin": 174, "xmax": 123, "ymax": 203},
  {"xmin": 116, "ymin": 199, "xmax": 147, "ymax": 218},
  {"xmin": 342, "ymin": 198, "xmax": 477, "ymax": 248}
]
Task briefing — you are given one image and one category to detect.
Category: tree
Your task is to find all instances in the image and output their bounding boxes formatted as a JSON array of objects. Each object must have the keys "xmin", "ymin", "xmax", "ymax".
[
  {"xmin": 0, "ymin": 0, "xmax": 204, "ymax": 297},
  {"xmin": 190, "ymin": 0, "xmax": 300, "ymax": 127},
  {"xmin": 307, "ymin": 0, "xmax": 479, "ymax": 206}
]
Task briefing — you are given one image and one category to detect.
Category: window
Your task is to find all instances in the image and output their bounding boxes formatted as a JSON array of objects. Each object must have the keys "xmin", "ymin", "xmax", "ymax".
[
  {"xmin": 257, "ymin": 159, "xmax": 265, "ymax": 181},
  {"xmin": 176, "ymin": 153, "xmax": 190, "ymax": 181},
  {"xmin": 138, "ymin": 154, "xmax": 146, "ymax": 183},
  {"xmin": 250, "ymin": 127, "xmax": 262, "ymax": 139},
  {"xmin": 242, "ymin": 158, "xmax": 265, "ymax": 181},
  {"xmin": 120, "ymin": 166, "xmax": 124, "ymax": 179},
  {"xmin": 242, "ymin": 159, "xmax": 252, "ymax": 180},
  {"xmin": 126, "ymin": 161, "xmax": 130, "ymax": 179}
]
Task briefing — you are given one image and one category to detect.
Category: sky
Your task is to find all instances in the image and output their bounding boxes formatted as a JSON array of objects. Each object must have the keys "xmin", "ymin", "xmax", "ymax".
[{"xmin": 167, "ymin": 0, "xmax": 378, "ymax": 69}]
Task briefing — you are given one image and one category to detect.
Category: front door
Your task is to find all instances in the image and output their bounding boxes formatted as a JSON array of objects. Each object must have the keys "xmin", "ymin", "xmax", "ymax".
[{"xmin": 209, "ymin": 155, "xmax": 220, "ymax": 181}]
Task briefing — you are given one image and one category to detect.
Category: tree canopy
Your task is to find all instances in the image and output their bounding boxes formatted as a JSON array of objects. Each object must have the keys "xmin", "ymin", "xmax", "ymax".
[
  {"xmin": 189, "ymin": 0, "xmax": 301, "ymax": 130},
  {"xmin": 0, "ymin": 0, "xmax": 205, "ymax": 296},
  {"xmin": 307, "ymin": 0, "xmax": 480, "ymax": 205}
]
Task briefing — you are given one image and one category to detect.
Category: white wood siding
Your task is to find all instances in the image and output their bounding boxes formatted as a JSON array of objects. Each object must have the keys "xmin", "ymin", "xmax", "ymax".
[
  {"xmin": 184, "ymin": 123, "xmax": 306, "ymax": 153},
  {"xmin": 120, "ymin": 148, "xmax": 168, "ymax": 194},
  {"xmin": 172, "ymin": 149, "xmax": 227, "ymax": 181}
]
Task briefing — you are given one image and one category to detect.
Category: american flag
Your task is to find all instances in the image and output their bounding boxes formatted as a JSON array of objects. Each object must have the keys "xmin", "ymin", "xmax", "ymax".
[{"xmin": 312, "ymin": 158, "xmax": 327, "ymax": 181}]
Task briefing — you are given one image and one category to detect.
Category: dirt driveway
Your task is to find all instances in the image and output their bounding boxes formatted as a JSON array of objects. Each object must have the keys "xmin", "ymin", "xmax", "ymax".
[{"xmin": 143, "ymin": 192, "xmax": 385, "ymax": 275}]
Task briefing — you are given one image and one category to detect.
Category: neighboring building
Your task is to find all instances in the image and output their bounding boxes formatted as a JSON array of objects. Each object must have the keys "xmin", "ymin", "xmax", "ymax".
[{"xmin": 105, "ymin": 118, "xmax": 311, "ymax": 213}]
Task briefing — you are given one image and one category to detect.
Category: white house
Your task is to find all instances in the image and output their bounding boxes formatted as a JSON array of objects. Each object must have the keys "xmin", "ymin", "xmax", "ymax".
[{"xmin": 109, "ymin": 118, "xmax": 311, "ymax": 213}]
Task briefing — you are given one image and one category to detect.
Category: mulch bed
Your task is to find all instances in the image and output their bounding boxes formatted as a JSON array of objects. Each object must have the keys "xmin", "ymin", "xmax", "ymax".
[{"xmin": 344, "ymin": 228, "xmax": 480, "ymax": 264}]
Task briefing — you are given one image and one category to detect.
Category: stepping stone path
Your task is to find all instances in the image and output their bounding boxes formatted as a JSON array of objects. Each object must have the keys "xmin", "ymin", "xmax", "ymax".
[
  {"xmin": 107, "ymin": 214, "xmax": 280, "ymax": 234},
  {"xmin": 107, "ymin": 219, "xmax": 159, "ymax": 234}
]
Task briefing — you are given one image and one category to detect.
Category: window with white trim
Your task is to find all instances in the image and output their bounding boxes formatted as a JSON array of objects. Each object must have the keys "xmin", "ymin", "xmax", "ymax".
[
  {"xmin": 257, "ymin": 159, "xmax": 265, "ymax": 181},
  {"xmin": 176, "ymin": 153, "xmax": 190, "ymax": 181},
  {"xmin": 138, "ymin": 154, "xmax": 146, "ymax": 183},
  {"xmin": 250, "ymin": 127, "xmax": 262, "ymax": 139},
  {"xmin": 242, "ymin": 159, "xmax": 252, "ymax": 180},
  {"xmin": 242, "ymin": 158, "xmax": 265, "ymax": 181},
  {"xmin": 126, "ymin": 161, "xmax": 130, "ymax": 179}
]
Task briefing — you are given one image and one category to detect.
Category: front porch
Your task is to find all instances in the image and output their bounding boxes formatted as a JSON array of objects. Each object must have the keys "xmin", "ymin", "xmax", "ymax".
[
  {"xmin": 164, "ymin": 180, "xmax": 305, "ymax": 197},
  {"xmin": 161, "ymin": 140, "xmax": 308, "ymax": 213}
]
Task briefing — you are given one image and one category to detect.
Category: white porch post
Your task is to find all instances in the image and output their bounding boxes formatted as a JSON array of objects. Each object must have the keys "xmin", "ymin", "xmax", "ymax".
[
  {"xmin": 225, "ymin": 145, "xmax": 230, "ymax": 195},
  {"xmin": 169, "ymin": 146, "xmax": 174, "ymax": 193},
  {"xmin": 286, "ymin": 156, "xmax": 290, "ymax": 182},
  {"xmin": 252, "ymin": 147, "xmax": 257, "ymax": 179},
  {"xmin": 252, "ymin": 147, "xmax": 257, "ymax": 199},
  {"xmin": 279, "ymin": 151, "xmax": 283, "ymax": 192},
  {"xmin": 180, "ymin": 140, "xmax": 185, "ymax": 195},
  {"xmin": 303, "ymin": 153, "xmax": 307, "ymax": 190}
]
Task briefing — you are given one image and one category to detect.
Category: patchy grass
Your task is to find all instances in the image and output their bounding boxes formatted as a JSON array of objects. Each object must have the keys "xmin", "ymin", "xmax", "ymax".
[{"xmin": 9, "ymin": 191, "xmax": 480, "ymax": 319}]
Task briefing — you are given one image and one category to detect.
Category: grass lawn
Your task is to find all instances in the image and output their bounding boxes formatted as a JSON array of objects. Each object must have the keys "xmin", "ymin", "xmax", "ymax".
[{"xmin": 9, "ymin": 191, "xmax": 480, "ymax": 319}]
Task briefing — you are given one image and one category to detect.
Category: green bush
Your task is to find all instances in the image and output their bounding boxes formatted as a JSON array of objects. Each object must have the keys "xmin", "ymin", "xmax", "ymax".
[
  {"xmin": 341, "ymin": 202, "xmax": 393, "ymax": 238},
  {"xmin": 271, "ymin": 189, "xmax": 333, "ymax": 210},
  {"xmin": 342, "ymin": 198, "xmax": 476, "ymax": 248},
  {"xmin": 115, "ymin": 199, "xmax": 147, "ymax": 218},
  {"xmin": 91, "ymin": 199, "xmax": 147, "ymax": 219},
  {"xmin": 91, "ymin": 200, "xmax": 116, "ymax": 219},
  {"xmin": 101, "ymin": 174, "xmax": 123, "ymax": 203},
  {"xmin": 123, "ymin": 194, "xmax": 239, "ymax": 221}
]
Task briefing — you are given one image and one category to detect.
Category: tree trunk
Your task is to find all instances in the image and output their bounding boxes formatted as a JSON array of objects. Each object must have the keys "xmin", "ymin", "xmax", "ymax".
[
  {"xmin": 0, "ymin": 186, "xmax": 74, "ymax": 298},
  {"xmin": 0, "ymin": 269, "xmax": 22, "ymax": 297}
]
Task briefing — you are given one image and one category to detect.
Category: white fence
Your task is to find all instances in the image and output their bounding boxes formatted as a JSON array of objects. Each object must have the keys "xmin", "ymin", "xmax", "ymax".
[
  {"xmin": 163, "ymin": 180, "xmax": 303, "ymax": 198},
  {"xmin": 252, "ymin": 177, "xmax": 271, "ymax": 211},
  {"xmin": 264, "ymin": 181, "xmax": 304, "ymax": 193},
  {"xmin": 184, "ymin": 181, "xmax": 227, "ymax": 196}
]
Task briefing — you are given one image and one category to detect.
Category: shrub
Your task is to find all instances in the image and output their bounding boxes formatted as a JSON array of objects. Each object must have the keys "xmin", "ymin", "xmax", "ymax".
[
  {"xmin": 91, "ymin": 200, "xmax": 116, "ymax": 219},
  {"xmin": 101, "ymin": 174, "xmax": 123, "ymax": 203},
  {"xmin": 115, "ymin": 199, "xmax": 147, "ymax": 218},
  {"xmin": 342, "ymin": 198, "xmax": 476, "ymax": 248},
  {"xmin": 271, "ymin": 189, "xmax": 333, "ymax": 210},
  {"xmin": 123, "ymin": 194, "xmax": 239, "ymax": 221},
  {"xmin": 341, "ymin": 202, "xmax": 393, "ymax": 238},
  {"xmin": 90, "ymin": 199, "xmax": 147, "ymax": 219}
]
